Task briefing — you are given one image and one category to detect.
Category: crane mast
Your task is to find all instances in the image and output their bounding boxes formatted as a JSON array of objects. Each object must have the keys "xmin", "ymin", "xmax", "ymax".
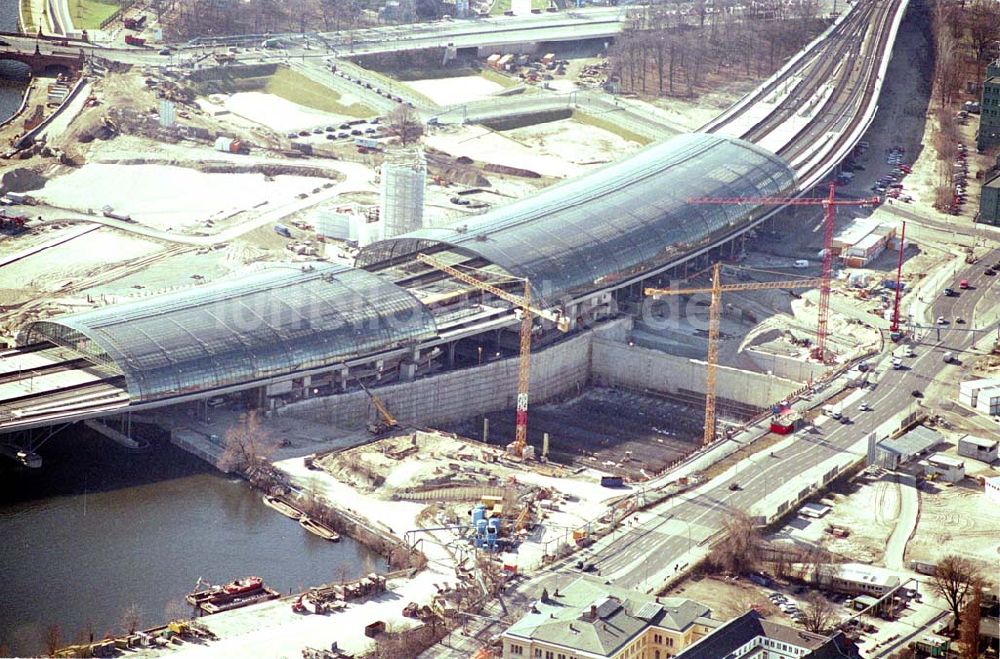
[
  {"xmin": 646, "ymin": 267, "xmax": 825, "ymax": 446},
  {"xmin": 415, "ymin": 253, "xmax": 570, "ymax": 458}
]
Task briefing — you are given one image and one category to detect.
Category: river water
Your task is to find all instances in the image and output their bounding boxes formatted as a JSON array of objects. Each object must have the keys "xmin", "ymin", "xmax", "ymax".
[
  {"xmin": 0, "ymin": 425, "xmax": 386, "ymax": 657},
  {"xmin": 0, "ymin": 0, "xmax": 30, "ymax": 123}
]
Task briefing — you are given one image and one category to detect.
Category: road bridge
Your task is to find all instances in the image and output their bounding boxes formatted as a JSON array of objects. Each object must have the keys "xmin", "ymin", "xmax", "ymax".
[{"xmin": 0, "ymin": 42, "xmax": 84, "ymax": 74}]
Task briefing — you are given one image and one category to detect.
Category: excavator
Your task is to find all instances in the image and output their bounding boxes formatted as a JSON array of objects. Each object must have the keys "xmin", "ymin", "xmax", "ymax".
[{"xmin": 357, "ymin": 379, "xmax": 398, "ymax": 435}]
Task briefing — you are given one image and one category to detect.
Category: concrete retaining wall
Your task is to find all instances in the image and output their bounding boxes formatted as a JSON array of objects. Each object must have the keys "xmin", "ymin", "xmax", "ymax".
[
  {"xmin": 278, "ymin": 321, "xmax": 610, "ymax": 428},
  {"xmin": 590, "ymin": 339, "xmax": 801, "ymax": 408},
  {"xmin": 743, "ymin": 347, "xmax": 828, "ymax": 383}
]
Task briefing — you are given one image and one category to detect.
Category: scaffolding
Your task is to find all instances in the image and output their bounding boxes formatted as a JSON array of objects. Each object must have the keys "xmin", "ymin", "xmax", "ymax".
[{"xmin": 381, "ymin": 147, "xmax": 426, "ymax": 239}]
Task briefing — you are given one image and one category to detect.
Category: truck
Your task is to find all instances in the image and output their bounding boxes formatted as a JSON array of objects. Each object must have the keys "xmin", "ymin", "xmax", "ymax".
[
  {"xmin": 354, "ymin": 136, "xmax": 381, "ymax": 150},
  {"xmin": 124, "ymin": 34, "xmax": 146, "ymax": 47},
  {"xmin": 892, "ymin": 357, "xmax": 903, "ymax": 370},
  {"xmin": 822, "ymin": 404, "xmax": 842, "ymax": 420},
  {"xmin": 214, "ymin": 137, "xmax": 247, "ymax": 154},
  {"xmin": 274, "ymin": 223, "xmax": 291, "ymax": 238},
  {"xmin": 123, "ymin": 14, "xmax": 147, "ymax": 29}
]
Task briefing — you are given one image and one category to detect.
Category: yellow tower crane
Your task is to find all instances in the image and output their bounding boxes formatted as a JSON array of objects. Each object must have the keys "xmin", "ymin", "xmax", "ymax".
[
  {"xmin": 645, "ymin": 263, "xmax": 825, "ymax": 447},
  {"xmin": 415, "ymin": 253, "xmax": 571, "ymax": 458}
]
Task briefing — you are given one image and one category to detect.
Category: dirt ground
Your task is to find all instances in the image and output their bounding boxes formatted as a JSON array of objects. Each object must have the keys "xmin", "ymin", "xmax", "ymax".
[
  {"xmin": 768, "ymin": 472, "xmax": 899, "ymax": 565},
  {"xmin": 442, "ymin": 388, "xmax": 702, "ymax": 480},
  {"xmin": 906, "ymin": 476, "xmax": 1000, "ymax": 574},
  {"xmin": 664, "ymin": 573, "xmax": 783, "ymax": 621}
]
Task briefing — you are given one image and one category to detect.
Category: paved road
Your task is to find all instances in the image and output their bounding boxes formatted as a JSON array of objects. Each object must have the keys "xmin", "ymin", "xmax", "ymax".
[{"xmin": 526, "ymin": 248, "xmax": 997, "ymax": 594}]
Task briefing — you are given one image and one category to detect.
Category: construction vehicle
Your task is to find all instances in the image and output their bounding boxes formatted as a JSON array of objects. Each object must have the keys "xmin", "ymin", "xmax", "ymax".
[
  {"xmin": 124, "ymin": 34, "xmax": 146, "ymax": 47},
  {"xmin": 123, "ymin": 14, "xmax": 147, "ymax": 29},
  {"xmin": 415, "ymin": 252, "xmax": 571, "ymax": 459},
  {"xmin": 688, "ymin": 182, "xmax": 879, "ymax": 362},
  {"xmin": 646, "ymin": 264, "xmax": 826, "ymax": 446},
  {"xmin": 357, "ymin": 379, "xmax": 398, "ymax": 435},
  {"xmin": 0, "ymin": 212, "xmax": 27, "ymax": 233}
]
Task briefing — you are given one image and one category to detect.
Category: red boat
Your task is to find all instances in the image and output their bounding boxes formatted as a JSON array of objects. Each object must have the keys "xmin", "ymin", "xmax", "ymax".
[{"xmin": 224, "ymin": 576, "xmax": 263, "ymax": 596}]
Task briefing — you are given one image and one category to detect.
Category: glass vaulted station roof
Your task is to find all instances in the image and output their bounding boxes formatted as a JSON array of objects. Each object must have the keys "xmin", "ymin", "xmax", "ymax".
[
  {"xmin": 22, "ymin": 264, "xmax": 437, "ymax": 402},
  {"xmin": 357, "ymin": 133, "xmax": 796, "ymax": 304}
]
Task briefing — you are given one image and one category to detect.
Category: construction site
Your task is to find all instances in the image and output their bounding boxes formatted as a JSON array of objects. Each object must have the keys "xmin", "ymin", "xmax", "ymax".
[{"xmin": 2, "ymin": 0, "xmax": 1000, "ymax": 654}]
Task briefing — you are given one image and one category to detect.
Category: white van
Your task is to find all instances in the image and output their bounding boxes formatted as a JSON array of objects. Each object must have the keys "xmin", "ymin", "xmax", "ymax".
[{"xmin": 793, "ymin": 259, "xmax": 809, "ymax": 269}]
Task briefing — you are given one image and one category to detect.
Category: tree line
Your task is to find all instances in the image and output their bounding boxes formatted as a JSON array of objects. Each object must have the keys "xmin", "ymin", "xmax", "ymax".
[{"xmin": 608, "ymin": 1, "xmax": 827, "ymax": 98}]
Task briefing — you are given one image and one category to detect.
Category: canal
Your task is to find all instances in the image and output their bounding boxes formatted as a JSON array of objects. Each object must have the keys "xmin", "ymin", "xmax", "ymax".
[
  {"xmin": 0, "ymin": 0, "xmax": 30, "ymax": 124},
  {"xmin": 0, "ymin": 425, "xmax": 387, "ymax": 657}
]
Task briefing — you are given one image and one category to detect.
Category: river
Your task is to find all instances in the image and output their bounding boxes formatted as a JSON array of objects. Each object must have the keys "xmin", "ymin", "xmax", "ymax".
[
  {"xmin": 0, "ymin": 0, "xmax": 30, "ymax": 124},
  {"xmin": 0, "ymin": 424, "xmax": 387, "ymax": 657}
]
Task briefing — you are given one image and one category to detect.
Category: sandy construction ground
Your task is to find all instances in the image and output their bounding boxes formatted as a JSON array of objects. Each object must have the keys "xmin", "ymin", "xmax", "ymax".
[
  {"xmin": 36, "ymin": 164, "xmax": 322, "ymax": 231},
  {"xmin": 768, "ymin": 474, "xmax": 900, "ymax": 566},
  {"xmin": 220, "ymin": 92, "xmax": 360, "ymax": 133},
  {"xmin": 425, "ymin": 119, "xmax": 641, "ymax": 178},
  {"xmin": 405, "ymin": 75, "xmax": 504, "ymax": 105},
  {"xmin": 906, "ymin": 479, "xmax": 1000, "ymax": 572},
  {"xmin": 2, "ymin": 227, "xmax": 163, "ymax": 292}
]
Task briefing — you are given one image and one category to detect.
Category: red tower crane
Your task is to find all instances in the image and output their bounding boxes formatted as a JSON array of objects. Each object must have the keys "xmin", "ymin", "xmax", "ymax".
[{"xmin": 689, "ymin": 182, "xmax": 880, "ymax": 361}]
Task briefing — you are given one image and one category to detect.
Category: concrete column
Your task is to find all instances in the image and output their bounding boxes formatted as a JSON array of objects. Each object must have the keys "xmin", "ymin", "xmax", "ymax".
[
  {"xmin": 482, "ymin": 417, "xmax": 489, "ymax": 442},
  {"xmin": 339, "ymin": 368, "xmax": 349, "ymax": 391},
  {"xmin": 401, "ymin": 362, "xmax": 417, "ymax": 381},
  {"xmin": 447, "ymin": 342, "xmax": 456, "ymax": 367}
]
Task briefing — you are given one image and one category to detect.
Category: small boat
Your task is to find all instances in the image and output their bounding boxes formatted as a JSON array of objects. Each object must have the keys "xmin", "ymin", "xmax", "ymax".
[
  {"xmin": 299, "ymin": 516, "xmax": 341, "ymax": 541},
  {"xmin": 224, "ymin": 576, "xmax": 263, "ymax": 596},
  {"xmin": 262, "ymin": 494, "xmax": 303, "ymax": 520}
]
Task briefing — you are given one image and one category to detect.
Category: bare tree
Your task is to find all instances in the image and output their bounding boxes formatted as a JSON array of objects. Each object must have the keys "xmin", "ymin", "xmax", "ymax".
[
  {"xmin": 387, "ymin": 104, "xmax": 424, "ymax": 146},
  {"xmin": 958, "ymin": 578, "xmax": 983, "ymax": 659},
  {"xmin": 800, "ymin": 592, "xmax": 837, "ymax": 633},
  {"xmin": 42, "ymin": 624, "xmax": 62, "ymax": 657},
  {"xmin": 708, "ymin": 510, "xmax": 762, "ymax": 574},
  {"xmin": 931, "ymin": 555, "xmax": 980, "ymax": 624},
  {"xmin": 119, "ymin": 602, "xmax": 142, "ymax": 636},
  {"xmin": 218, "ymin": 410, "xmax": 279, "ymax": 475}
]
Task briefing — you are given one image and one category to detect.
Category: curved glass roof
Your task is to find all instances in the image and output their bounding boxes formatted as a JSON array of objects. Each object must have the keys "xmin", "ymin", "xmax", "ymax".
[
  {"xmin": 357, "ymin": 133, "xmax": 795, "ymax": 303},
  {"xmin": 23, "ymin": 264, "xmax": 437, "ymax": 402}
]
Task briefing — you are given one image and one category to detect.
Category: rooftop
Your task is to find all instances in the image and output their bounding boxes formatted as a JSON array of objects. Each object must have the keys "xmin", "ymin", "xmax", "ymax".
[
  {"xmin": 675, "ymin": 610, "xmax": 861, "ymax": 658},
  {"xmin": 959, "ymin": 434, "xmax": 998, "ymax": 449},
  {"xmin": 357, "ymin": 132, "xmax": 796, "ymax": 305},
  {"xmin": 824, "ymin": 563, "xmax": 901, "ymax": 589},
  {"xmin": 504, "ymin": 576, "xmax": 713, "ymax": 656},
  {"xmin": 876, "ymin": 425, "xmax": 944, "ymax": 457},
  {"xmin": 926, "ymin": 453, "xmax": 965, "ymax": 468},
  {"xmin": 22, "ymin": 263, "xmax": 438, "ymax": 402}
]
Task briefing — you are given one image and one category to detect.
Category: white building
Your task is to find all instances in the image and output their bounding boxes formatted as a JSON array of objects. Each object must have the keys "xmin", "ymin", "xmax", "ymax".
[
  {"xmin": 380, "ymin": 147, "xmax": 426, "ymax": 239},
  {"xmin": 985, "ymin": 476, "xmax": 1000, "ymax": 504},
  {"xmin": 975, "ymin": 384, "xmax": 1000, "ymax": 416},
  {"xmin": 922, "ymin": 453, "xmax": 966, "ymax": 483},
  {"xmin": 958, "ymin": 377, "xmax": 1000, "ymax": 408},
  {"xmin": 816, "ymin": 563, "xmax": 901, "ymax": 597}
]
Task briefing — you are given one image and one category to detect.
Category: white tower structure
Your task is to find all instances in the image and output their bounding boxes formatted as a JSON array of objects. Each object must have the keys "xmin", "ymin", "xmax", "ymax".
[{"xmin": 380, "ymin": 147, "xmax": 426, "ymax": 239}]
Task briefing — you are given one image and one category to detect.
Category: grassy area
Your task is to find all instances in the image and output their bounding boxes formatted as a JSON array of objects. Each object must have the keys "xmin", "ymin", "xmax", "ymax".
[
  {"xmin": 68, "ymin": 0, "xmax": 120, "ymax": 29},
  {"xmin": 480, "ymin": 68, "xmax": 519, "ymax": 89},
  {"xmin": 489, "ymin": 0, "xmax": 549, "ymax": 15},
  {"xmin": 264, "ymin": 68, "xmax": 374, "ymax": 117},
  {"xmin": 571, "ymin": 110, "xmax": 653, "ymax": 145},
  {"xmin": 19, "ymin": 0, "xmax": 35, "ymax": 32}
]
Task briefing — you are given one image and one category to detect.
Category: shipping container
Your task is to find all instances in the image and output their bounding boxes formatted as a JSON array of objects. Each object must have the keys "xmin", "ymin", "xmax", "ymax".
[{"xmin": 600, "ymin": 475, "xmax": 624, "ymax": 488}]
